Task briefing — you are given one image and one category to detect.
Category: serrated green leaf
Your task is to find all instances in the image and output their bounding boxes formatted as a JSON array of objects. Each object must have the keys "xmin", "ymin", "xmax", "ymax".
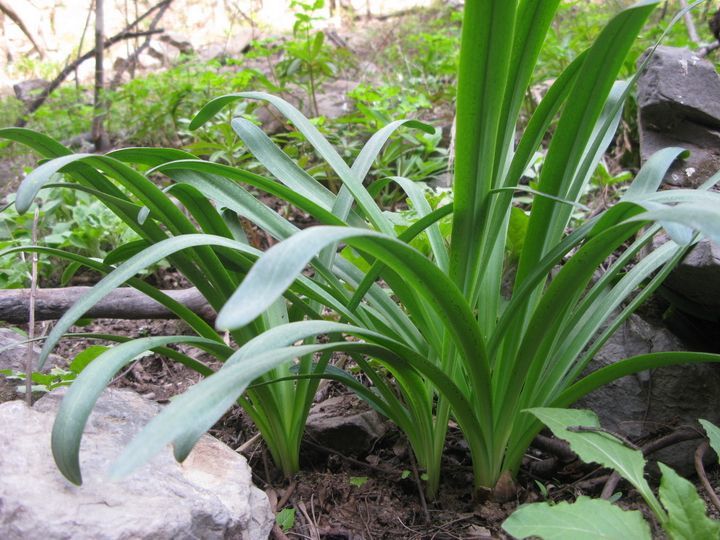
[
  {"xmin": 502, "ymin": 496, "xmax": 651, "ymax": 540},
  {"xmin": 527, "ymin": 408, "xmax": 663, "ymax": 519},
  {"xmin": 658, "ymin": 463, "xmax": 720, "ymax": 540},
  {"xmin": 700, "ymin": 419, "xmax": 720, "ymax": 464}
]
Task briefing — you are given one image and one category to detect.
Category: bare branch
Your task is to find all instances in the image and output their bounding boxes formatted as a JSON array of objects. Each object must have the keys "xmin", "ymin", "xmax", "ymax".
[{"xmin": 0, "ymin": 0, "xmax": 44, "ymax": 58}]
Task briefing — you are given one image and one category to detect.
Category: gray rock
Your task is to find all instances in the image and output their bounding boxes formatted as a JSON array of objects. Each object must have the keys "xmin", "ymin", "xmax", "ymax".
[
  {"xmin": 638, "ymin": 118, "xmax": 720, "ymax": 188},
  {"xmin": 664, "ymin": 238, "xmax": 720, "ymax": 319},
  {"xmin": 637, "ymin": 46, "xmax": 720, "ymax": 131},
  {"xmin": 0, "ymin": 327, "xmax": 62, "ymax": 372},
  {"xmin": 576, "ymin": 314, "xmax": 720, "ymax": 474},
  {"xmin": 136, "ymin": 52, "xmax": 163, "ymax": 70},
  {"xmin": 313, "ymin": 79, "xmax": 359, "ymax": 119},
  {"xmin": 305, "ymin": 394, "xmax": 386, "ymax": 455},
  {"xmin": 0, "ymin": 388, "xmax": 274, "ymax": 540},
  {"xmin": 12, "ymin": 78, "xmax": 47, "ymax": 103},
  {"xmin": 147, "ymin": 40, "xmax": 180, "ymax": 66},
  {"xmin": 637, "ymin": 46, "xmax": 720, "ymax": 187}
]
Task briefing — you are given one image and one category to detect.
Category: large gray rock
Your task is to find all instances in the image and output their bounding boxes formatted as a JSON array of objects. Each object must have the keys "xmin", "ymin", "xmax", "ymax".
[
  {"xmin": 0, "ymin": 327, "xmax": 62, "ymax": 372},
  {"xmin": 576, "ymin": 314, "xmax": 720, "ymax": 474},
  {"xmin": 0, "ymin": 388, "xmax": 274, "ymax": 540},
  {"xmin": 638, "ymin": 45, "xmax": 720, "ymax": 131},
  {"xmin": 637, "ymin": 46, "xmax": 720, "ymax": 187}
]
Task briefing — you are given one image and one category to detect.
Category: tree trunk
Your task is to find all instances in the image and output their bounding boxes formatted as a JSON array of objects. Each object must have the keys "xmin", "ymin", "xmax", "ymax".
[{"xmin": 92, "ymin": 0, "xmax": 108, "ymax": 150}]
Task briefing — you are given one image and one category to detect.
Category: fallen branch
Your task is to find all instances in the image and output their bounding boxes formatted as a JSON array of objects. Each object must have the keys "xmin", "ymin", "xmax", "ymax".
[
  {"xmin": 600, "ymin": 427, "xmax": 702, "ymax": 499},
  {"xmin": 698, "ymin": 41, "xmax": 720, "ymax": 58},
  {"xmin": 15, "ymin": 29, "xmax": 164, "ymax": 127},
  {"xmin": 0, "ymin": 286, "xmax": 214, "ymax": 323}
]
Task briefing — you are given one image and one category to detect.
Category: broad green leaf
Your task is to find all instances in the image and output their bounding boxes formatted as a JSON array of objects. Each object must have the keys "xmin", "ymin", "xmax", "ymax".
[
  {"xmin": 502, "ymin": 496, "xmax": 651, "ymax": 540},
  {"xmin": 276, "ymin": 508, "xmax": 295, "ymax": 531},
  {"xmin": 658, "ymin": 463, "xmax": 720, "ymax": 540},
  {"xmin": 700, "ymin": 419, "xmax": 720, "ymax": 462},
  {"xmin": 68, "ymin": 345, "xmax": 109, "ymax": 373},
  {"xmin": 527, "ymin": 408, "xmax": 663, "ymax": 519}
]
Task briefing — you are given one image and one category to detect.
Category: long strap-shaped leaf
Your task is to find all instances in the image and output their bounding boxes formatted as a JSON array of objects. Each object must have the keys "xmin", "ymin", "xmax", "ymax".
[
  {"xmin": 0, "ymin": 245, "xmax": 221, "ymax": 344},
  {"xmin": 15, "ymin": 153, "xmax": 236, "ymax": 309},
  {"xmin": 190, "ymin": 91, "xmax": 394, "ymax": 234},
  {"xmin": 450, "ymin": 0, "xmax": 518, "ymax": 294},
  {"xmin": 214, "ymin": 226, "xmax": 494, "ymax": 447},
  {"xmin": 51, "ymin": 335, "xmax": 225, "ymax": 485},
  {"xmin": 30, "ymin": 235, "xmax": 262, "ymax": 367},
  {"xmin": 516, "ymin": 1, "xmax": 658, "ymax": 286}
]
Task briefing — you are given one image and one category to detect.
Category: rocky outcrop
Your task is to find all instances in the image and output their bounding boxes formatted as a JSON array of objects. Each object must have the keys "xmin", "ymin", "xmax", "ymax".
[
  {"xmin": 577, "ymin": 314, "xmax": 720, "ymax": 474},
  {"xmin": 637, "ymin": 45, "xmax": 720, "ymax": 188},
  {"xmin": 636, "ymin": 45, "xmax": 720, "ymax": 348},
  {"xmin": 663, "ymin": 238, "xmax": 720, "ymax": 324},
  {"xmin": 0, "ymin": 387, "xmax": 274, "ymax": 539}
]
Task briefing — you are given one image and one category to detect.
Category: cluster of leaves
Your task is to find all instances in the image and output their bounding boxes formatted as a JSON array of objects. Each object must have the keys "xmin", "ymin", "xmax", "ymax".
[
  {"xmin": 503, "ymin": 409, "xmax": 720, "ymax": 540},
  {"xmin": 0, "ymin": 343, "xmax": 112, "ymax": 394},
  {"xmin": 107, "ymin": 58, "xmax": 261, "ymax": 147},
  {"xmin": 0, "ymin": 187, "xmax": 140, "ymax": 288}
]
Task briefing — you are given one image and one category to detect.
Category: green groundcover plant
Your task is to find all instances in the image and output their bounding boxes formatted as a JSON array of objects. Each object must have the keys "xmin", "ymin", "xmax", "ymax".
[
  {"xmin": 2, "ymin": 0, "xmax": 720, "ymax": 499},
  {"xmin": 502, "ymin": 409, "xmax": 720, "ymax": 540}
]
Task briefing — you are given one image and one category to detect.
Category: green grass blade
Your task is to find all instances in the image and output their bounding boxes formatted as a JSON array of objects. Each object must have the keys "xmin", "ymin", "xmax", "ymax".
[
  {"xmin": 52, "ymin": 336, "xmax": 221, "ymax": 484},
  {"xmin": 450, "ymin": 0, "xmax": 518, "ymax": 292}
]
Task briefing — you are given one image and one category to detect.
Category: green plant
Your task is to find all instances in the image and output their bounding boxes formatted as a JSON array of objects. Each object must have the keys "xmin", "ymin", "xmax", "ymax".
[
  {"xmin": 0, "ymin": 344, "xmax": 113, "ymax": 394},
  {"xmin": 3, "ymin": 0, "xmax": 720, "ymax": 501},
  {"xmin": 275, "ymin": 507, "xmax": 296, "ymax": 531},
  {"xmin": 0, "ymin": 187, "xmax": 140, "ymax": 288},
  {"xmin": 107, "ymin": 59, "xmax": 260, "ymax": 147},
  {"xmin": 502, "ymin": 408, "xmax": 720, "ymax": 540},
  {"xmin": 375, "ymin": 6, "xmax": 461, "ymax": 105},
  {"xmin": 274, "ymin": 0, "xmax": 341, "ymax": 117}
]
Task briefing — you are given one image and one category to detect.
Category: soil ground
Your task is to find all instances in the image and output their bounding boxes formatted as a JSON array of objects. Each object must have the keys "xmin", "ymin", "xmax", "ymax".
[{"xmin": 3, "ymin": 308, "xmax": 715, "ymax": 539}]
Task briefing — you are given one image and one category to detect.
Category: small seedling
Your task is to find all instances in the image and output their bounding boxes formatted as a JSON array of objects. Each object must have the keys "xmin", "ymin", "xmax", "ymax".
[
  {"xmin": 349, "ymin": 476, "xmax": 369, "ymax": 488},
  {"xmin": 275, "ymin": 507, "xmax": 296, "ymax": 531}
]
